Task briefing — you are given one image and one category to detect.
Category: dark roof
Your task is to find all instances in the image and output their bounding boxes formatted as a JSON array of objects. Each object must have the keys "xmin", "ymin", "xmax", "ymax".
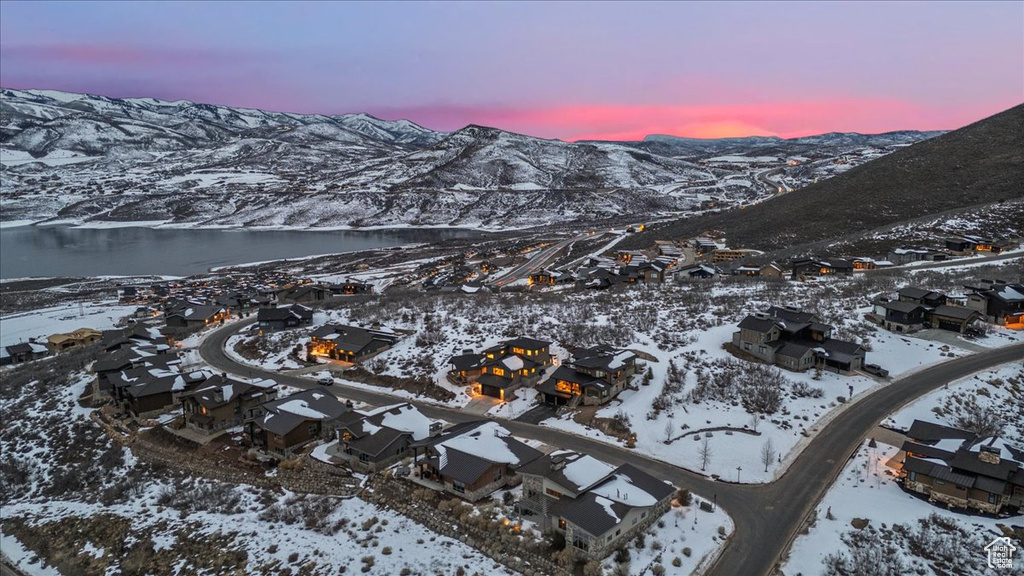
[
  {"xmin": 449, "ymin": 353, "xmax": 484, "ymax": 371},
  {"xmin": 181, "ymin": 374, "xmax": 274, "ymax": 410},
  {"xmin": 257, "ymin": 304, "xmax": 313, "ymax": 323},
  {"xmin": 931, "ymin": 305, "xmax": 981, "ymax": 321},
  {"xmin": 311, "ymin": 324, "xmax": 401, "ymax": 355},
  {"xmin": 906, "ymin": 420, "xmax": 976, "ymax": 444},
  {"xmin": 476, "ymin": 373, "xmax": 516, "ymax": 389},
  {"xmin": 571, "ymin": 347, "xmax": 637, "ymax": 371},
  {"xmin": 881, "ymin": 300, "xmax": 928, "ymax": 314},
  {"xmin": 737, "ymin": 316, "xmax": 778, "ymax": 333},
  {"xmin": 256, "ymin": 389, "xmax": 349, "ymax": 436},
  {"xmin": 776, "ymin": 341, "xmax": 813, "ymax": 360},
  {"xmin": 418, "ymin": 421, "xmax": 542, "ymax": 483},
  {"xmin": 949, "ymin": 449, "xmax": 1020, "ymax": 480},
  {"xmin": 767, "ymin": 306, "xmax": 818, "ymax": 324},
  {"xmin": 551, "ymin": 492, "xmax": 631, "ymax": 537},
  {"xmin": 898, "ymin": 287, "xmax": 933, "ymax": 300},
  {"xmin": 550, "ymin": 366, "xmax": 606, "ymax": 388},
  {"xmin": 901, "ymin": 441, "xmax": 956, "ymax": 461}
]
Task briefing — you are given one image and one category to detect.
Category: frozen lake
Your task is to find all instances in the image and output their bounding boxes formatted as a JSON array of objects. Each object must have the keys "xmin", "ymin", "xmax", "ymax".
[{"xmin": 0, "ymin": 225, "xmax": 480, "ymax": 278}]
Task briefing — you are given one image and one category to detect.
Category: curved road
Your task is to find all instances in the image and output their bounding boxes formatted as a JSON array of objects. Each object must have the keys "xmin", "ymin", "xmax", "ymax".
[{"xmin": 201, "ymin": 319, "xmax": 1024, "ymax": 576}]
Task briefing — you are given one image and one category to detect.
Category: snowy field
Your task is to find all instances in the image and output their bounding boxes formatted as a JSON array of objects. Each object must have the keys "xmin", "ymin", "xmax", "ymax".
[
  {"xmin": 0, "ymin": 301, "xmax": 138, "ymax": 349},
  {"xmin": 884, "ymin": 362, "xmax": 1024, "ymax": 447}
]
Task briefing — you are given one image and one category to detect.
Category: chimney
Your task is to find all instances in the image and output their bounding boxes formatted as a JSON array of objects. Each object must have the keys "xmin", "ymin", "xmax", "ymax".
[
  {"xmin": 978, "ymin": 445, "xmax": 1001, "ymax": 465},
  {"xmin": 550, "ymin": 456, "xmax": 566, "ymax": 471}
]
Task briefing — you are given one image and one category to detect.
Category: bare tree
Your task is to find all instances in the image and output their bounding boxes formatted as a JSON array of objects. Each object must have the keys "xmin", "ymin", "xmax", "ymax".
[
  {"xmin": 699, "ymin": 436, "xmax": 713, "ymax": 471},
  {"xmin": 664, "ymin": 419, "xmax": 675, "ymax": 443},
  {"xmin": 761, "ymin": 438, "xmax": 776, "ymax": 473},
  {"xmin": 749, "ymin": 413, "xmax": 760, "ymax": 433}
]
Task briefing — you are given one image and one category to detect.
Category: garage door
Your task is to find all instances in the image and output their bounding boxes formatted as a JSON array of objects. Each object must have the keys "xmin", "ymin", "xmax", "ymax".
[
  {"xmin": 480, "ymin": 384, "xmax": 502, "ymax": 399},
  {"xmin": 938, "ymin": 319, "xmax": 962, "ymax": 332}
]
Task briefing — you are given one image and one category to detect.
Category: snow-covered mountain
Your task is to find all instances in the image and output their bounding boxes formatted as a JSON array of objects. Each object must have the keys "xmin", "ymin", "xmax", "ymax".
[{"xmin": 0, "ymin": 88, "xmax": 943, "ymax": 229}]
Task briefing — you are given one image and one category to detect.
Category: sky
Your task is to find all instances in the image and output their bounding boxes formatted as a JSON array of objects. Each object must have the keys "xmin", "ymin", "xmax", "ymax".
[{"xmin": 1, "ymin": 1, "xmax": 1022, "ymax": 141}]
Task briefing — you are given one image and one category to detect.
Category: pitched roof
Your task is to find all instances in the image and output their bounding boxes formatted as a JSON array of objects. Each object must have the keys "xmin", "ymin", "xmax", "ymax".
[
  {"xmin": 906, "ymin": 420, "xmax": 976, "ymax": 444},
  {"xmin": 931, "ymin": 305, "xmax": 981, "ymax": 321},
  {"xmin": 257, "ymin": 389, "xmax": 350, "ymax": 436}
]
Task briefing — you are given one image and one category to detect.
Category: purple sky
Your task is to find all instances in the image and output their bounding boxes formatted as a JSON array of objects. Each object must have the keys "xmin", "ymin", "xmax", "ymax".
[{"xmin": 1, "ymin": 1, "xmax": 1021, "ymax": 140}]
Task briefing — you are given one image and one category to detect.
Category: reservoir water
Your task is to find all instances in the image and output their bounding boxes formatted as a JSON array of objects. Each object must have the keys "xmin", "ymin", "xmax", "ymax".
[{"xmin": 0, "ymin": 225, "xmax": 480, "ymax": 279}]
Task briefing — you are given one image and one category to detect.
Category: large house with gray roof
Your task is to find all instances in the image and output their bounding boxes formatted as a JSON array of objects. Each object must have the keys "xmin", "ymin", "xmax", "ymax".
[
  {"xmin": 447, "ymin": 336, "xmax": 553, "ymax": 401},
  {"xmin": 412, "ymin": 420, "xmax": 542, "ymax": 502},
  {"xmin": 732, "ymin": 306, "xmax": 865, "ymax": 374},
  {"xmin": 537, "ymin": 345, "xmax": 638, "ymax": 407},
  {"xmin": 901, "ymin": 419, "xmax": 1024, "ymax": 515},
  {"xmin": 307, "ymin": 324, "xmax": 403, "ymax": 362},
  {"xmin": 180, "ymin": 375, "xmax": 278, "ymax": 435},
  {"xmin": 518, "ymin": 451, "xmax": 676, "ymax": 559},
  {"xmin": 109, "ymin": 365, "xmax": 212, "ymax": 419},
  {"xmin": 328, "ymin": 402, "xmax": 441, "ymax": 472},
  {"xmin": 246, "ymin": 389, "xmax": 351, "ymax": 457}
]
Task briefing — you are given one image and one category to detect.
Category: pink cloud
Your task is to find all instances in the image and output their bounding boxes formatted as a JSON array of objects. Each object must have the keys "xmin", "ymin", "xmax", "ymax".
[{"xmin": 369, "ymin": 98, "xmax": 1006, "ymax": 141}]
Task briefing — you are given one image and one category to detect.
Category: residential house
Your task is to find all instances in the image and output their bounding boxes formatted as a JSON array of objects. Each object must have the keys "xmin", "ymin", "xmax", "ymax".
[
  {"xmin": 672, "ymin": 264, "xmax": 717, "ymax": 281},
  {"xmin": 329, "ymin": 403, "xmax": 440, "ymax": 472},
  {"xmin": 412, "ymin": 420, "xmax": 542, "ymax": 501},
  {"xmin": 308, "ymin": 324, "xmax": 403, "ymax": 362},
  {"xmin": 538, "ymin": 345, "xmax": 638, "ymax": 407},
  {"xmin": 887, "ymin": 246, "xmax": 948, "ymax": 265},
  {"xmin": 898, "ymin": 287, "xmax": 948, "ymax": 308},
  {"xmin": 872, "ymin": 300, "xmax": 928, "ymax": 333},
  {"xmin": 733, "ymin": 262, "xmax": 762, "ymax": 277},
  {"xmin": 447, "ymin": 336, "xmax": 553, "ymax": 400},
  {"xmin": 790, "ymin": 258, "xmax": 855, "ymax": 280},
  {"xmin": 850, "ymin": 257, "xmax": 877, "ymax": 271},
  {"xmin": 247, "ymin": 389, "xmax": 351, "ymax": 457},
  {"xmin": 873, "ymin": 287, "xmax": 983, "ymax": 334},
  {"xmin": 92, "ymin": 345, "xmax": 181, "ymax": 397},
  {"xmin": 110, "ymin": 366, "xmax": 211, "ymax": 419},
  {"xmin": 165, "ymin": 305, "xmax": 229, "ymax": 329},
  {"xmin": 711, "ymin": 248, "xmax": 763, "ymax": 263},
  {"xmin": 518, "ymin": 451, "xmax": 675, "ymax": 559},
  {"xmin": 929, "ymin": 305, "xmax": 984, "ymax": 334},
  {"xmin": 276, "ymin": 284, "xmax": 330, "ymax": 304},
  {"xmin": 46, "ymin": 328, "xmax": 102, "ymax": 354},
  {"xmin": 732, "ymin": 306, "xmax": 866, "ymax": 373},
  {"xmin": 964, "ymin": 280, "xmax": 1024, "ymax": 329},
  {"xmin": 257, "ymin": 304, "xmax": 314, "ymax": 331},
  {"xmin": 901, "ymin": 420, "xmax": 1024, "ymax": 515},
  {"xmin": 329, "ymin": 281, "xmax": 373, "ymax": 296},
  {"xmin": 4, "ymin": 342, "xmax": 49, "ymax": 364},
  {"xmin": 180, "ymin": 375, "xmax": 278, "ymax": 435}
]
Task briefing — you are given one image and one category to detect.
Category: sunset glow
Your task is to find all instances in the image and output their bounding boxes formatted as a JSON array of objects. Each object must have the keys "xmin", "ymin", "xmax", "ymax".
[{"xmin": 1, "ymin": 1, "xmax": 1021, "ymax": 140}]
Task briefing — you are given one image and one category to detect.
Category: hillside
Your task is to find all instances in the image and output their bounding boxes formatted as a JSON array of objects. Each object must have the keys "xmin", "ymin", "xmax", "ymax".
[
  {"xmin": 627, "ymin": 103, "xmax": 1024, "ymax": 252},
  {"xmin": 0, "ymin": 88, "xmax": 943, "ymax": 229}
]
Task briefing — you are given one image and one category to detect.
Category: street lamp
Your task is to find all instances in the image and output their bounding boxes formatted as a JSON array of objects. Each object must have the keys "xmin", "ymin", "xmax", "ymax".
[{"xmin": 737, "ymin": 466, "xmax": 742, "ymax": 483}]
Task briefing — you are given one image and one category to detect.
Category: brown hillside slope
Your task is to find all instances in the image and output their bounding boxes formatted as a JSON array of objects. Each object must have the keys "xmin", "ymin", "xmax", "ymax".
[{"xmin": 628, "ymin": 103, "xmax": 1023, "ymax": 251}]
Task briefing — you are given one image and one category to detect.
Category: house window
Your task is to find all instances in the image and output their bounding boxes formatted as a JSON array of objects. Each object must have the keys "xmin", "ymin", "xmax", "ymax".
[
  {"xmin": 493, "ymin": 468, "xmax": 503, "ymax": 482},
  {"xmin": 572, "ymin": 534, "xmax": 590, "ymax": 551},
  {"xmin": 558, "ymin": 518, "xmax": 566, "ymax": 530},
  {"xmin": 989, "ymin": 492, "xmax": 997, "ymax": 504},
  {"xmin": 743, "ymin": 342, "xmax": 752, "ymax": 351},
  {"xmin": 359, "ymin": 453, "xmax": 370, "ymax": 462},
  {"xmin": 908, "ymin": 471, "xmax": 916, "ymax": 482},
  {"xmin": 452, "ymin": 481, "xmax": 466, "ymax": 494},
  {"xmin": 936, "ymin": 479, "xmax": 945, "ymax": 486},
  {"xmin": 759, "ymin": 346, "xmax": 767, "ymax": 354}
]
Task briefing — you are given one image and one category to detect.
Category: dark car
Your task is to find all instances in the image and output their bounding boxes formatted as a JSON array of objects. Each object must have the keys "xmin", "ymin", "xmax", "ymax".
[{"xmin": 863, "ymin": 364, "xmax": 889, "ymax": 378}]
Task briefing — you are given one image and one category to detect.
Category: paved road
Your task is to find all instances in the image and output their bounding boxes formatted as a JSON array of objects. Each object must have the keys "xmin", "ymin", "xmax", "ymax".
[{"xmin": 201, "ymin": 318, "xmax": 1024, "ymax": 576}]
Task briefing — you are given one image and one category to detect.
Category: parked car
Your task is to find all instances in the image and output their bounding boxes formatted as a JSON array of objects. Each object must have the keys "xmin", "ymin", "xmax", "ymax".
[
  {"xmin": 317, "ymin": 375, "xmax": 334, "ymax": 386},
  {"xmin": 863, "ymin": 364, "xmax": 889, "ymax": 377}
]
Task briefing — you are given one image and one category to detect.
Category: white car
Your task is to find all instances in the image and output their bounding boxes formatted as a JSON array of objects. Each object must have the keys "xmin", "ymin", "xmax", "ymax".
[{"xmin": 317, "ymin": 375, "xmax": 334, "ymax": 386}]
